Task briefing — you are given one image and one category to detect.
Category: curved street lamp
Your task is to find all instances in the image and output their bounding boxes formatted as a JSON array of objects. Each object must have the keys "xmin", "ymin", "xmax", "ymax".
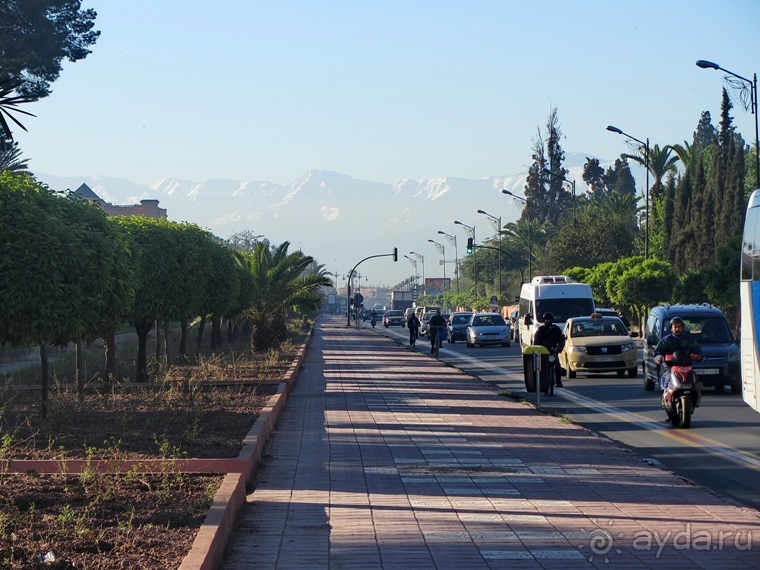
[
  {"xmin": 428, "ymin": 239, "xmax": 446, "ymax": 284},
  {"xmin": 697, "ymin": 59, "xmax": 759, "ymax": 189},
  {"xmin": 606, "ymin": 125, "xmax": 650, "ymax": 259},
  {"xmin": 437, "ymin": 230, "xmax": 459, "ymax": 294},
  {"xmin": 502, "ymin": 189, "xmax": 532, "ymax": 281},
  {"xmin": 477, "ymin": 209, "xmax": 502, "ymax": 297},
  {"xmin": 403, "ymin": 254, "xmax": 418, "ymax": 289},
  {"xmin": 409, "ymin": 251, "xmax": 425, "ymax": 295}
]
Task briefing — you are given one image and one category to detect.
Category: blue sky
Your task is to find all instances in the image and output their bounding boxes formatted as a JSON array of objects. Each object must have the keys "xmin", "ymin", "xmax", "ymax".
[{"xmin": 17, "ymin": 0, "xmax": 760, "ymax": 186}]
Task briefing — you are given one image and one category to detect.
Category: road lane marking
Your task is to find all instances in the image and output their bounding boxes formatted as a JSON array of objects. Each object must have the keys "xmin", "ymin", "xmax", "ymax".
[{"xmin": 438, "ymin": 346, "xmax": 760, "ymax": 471}]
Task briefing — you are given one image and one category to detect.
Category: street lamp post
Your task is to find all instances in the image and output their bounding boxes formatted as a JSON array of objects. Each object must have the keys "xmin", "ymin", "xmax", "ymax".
[
  {"xmin": 697, "ymin": 59, "xmax": 759, "ymax": 190},
  {"xmin": 501, "ymin": 190, "xmax": 532, "ymax": 281},
  {"xmin": 428, "ymin": 239, "xmax": 446, "ymax": 288},
  {"xmin": 454, "ymin": 220, "xmax": 477, "ymax": 297},
  {"xmin": 437, "ymin": 231, "xmax": 459, "ymax": 294},
  {"xmin": 410, "ymin": 251, "xmax": 425, "ymax": 295},
  {"xmin": 542, "ymin": 167, "xmax": 576, "ymax": 220},
  {"xmin": 404, "ymin": 254, "xmax": 418, "ymax": 290},
  {"xmin": 606, "ymin": 125, "xmax": 650, "ymax": 259},
  {"xmin": 476, "ymin": 209, "xmax": 502, "ymax": 297}
]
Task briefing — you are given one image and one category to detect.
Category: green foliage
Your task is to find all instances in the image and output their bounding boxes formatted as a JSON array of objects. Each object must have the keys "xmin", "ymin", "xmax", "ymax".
[
  {"xmin": 0, "ymin": 173, "xmax": 133, "ymax": 347},
  {"xmin": 546, "ymin": 203, "xmax": 637, "ymax": 271},
  {"xmin": 0, "ymin": 2, "xmax": 100, "ymax": 99},
  {"xmin": 244, "ymin": 242, "xmax": 333, "ymax": 350}
]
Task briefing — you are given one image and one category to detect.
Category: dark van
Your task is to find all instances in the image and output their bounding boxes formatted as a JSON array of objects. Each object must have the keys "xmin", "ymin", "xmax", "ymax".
[{"xmin": 643, "ymin": 304, "xmax": 740, "ymax": 393}]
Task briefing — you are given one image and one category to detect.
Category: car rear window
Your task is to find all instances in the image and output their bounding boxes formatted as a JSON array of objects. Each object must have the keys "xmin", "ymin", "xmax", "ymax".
[
  {"xmin": 473, "ymin": 315, "xmax": 506, "ymax": 326},
  {"xmin": 571, "ymin": 318, "xmax": 627, "ymax": 337}
]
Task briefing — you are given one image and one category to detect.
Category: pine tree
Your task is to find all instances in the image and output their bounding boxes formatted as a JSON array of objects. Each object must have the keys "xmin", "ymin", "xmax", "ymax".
[{"xmin": 693, "ymin": 111, "xmax": 717, "ymax": 150}]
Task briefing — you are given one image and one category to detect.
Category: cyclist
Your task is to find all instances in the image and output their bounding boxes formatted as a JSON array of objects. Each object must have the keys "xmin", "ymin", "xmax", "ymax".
[
  {"xmin": 428, "ymin": 309, "xmax": 447, "ymax": 354},
  {"xmin": 533, "ymin": 312, "xmax": 566, "ymax": 388}
]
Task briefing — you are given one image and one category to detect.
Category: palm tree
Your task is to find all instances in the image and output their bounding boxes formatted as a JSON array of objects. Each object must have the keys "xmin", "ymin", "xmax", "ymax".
[
  {"xmin": 668, "ymin": 141, "xmax": 699, "ymax": 173},
  {"xmin": 246, "ymin": 241, "xmax": 333, "ymax": 350},
  {"xmin": 0, "ymin": 141, "xmax": 30, "ymax": 173},
  {"xmin": 623, "ymin": 143, "xmax": 679, "ymax": 199},
  {"xmin": 0, "ymin": 80, "xmax": 35, "ymax": 140},
  {"xmin": 501, "ymin": 218, "xmax": 554, "ymax": 276}
]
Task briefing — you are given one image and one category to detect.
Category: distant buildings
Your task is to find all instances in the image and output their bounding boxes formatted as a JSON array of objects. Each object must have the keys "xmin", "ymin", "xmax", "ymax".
[{"xmin": 73, "ymin": 183, "xmax": 167, "ymax": 219}]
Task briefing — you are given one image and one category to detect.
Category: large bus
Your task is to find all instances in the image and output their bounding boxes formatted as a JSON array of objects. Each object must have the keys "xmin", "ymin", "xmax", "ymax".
[
  {"xmin": 518, "ymin": 275, "xmax": 595, "ymax": 351},
  {"xmin": 740, "ymin": 188, "xmax": 760, "ymax": 413}
]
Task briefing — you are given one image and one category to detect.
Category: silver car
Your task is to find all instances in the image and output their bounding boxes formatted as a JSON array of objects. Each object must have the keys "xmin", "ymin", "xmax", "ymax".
[{"xmin": 466, "ymin": 312, "xmax": 511, "ymax": 348}]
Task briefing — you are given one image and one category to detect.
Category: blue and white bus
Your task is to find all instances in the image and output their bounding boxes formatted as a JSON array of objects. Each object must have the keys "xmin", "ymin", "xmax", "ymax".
[{"xmin": 740, "ymin": 188, "xmax": 760, "ymax": 413}]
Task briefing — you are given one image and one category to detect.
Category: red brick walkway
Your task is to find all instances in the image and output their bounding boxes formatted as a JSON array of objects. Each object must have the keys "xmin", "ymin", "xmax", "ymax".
[{"xmin": 222, "ymin": 316, "xmax": 760, "ymax": 569}]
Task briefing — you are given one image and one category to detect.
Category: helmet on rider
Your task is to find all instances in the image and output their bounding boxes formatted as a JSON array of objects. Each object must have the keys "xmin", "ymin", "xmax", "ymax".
[
  {"xmin": 542, "ymin": 312, "xmax": 554, "ymax": 322},
  {"xmin": 669, "ymin": 317, "xmax": 684, "ymax": 328}
]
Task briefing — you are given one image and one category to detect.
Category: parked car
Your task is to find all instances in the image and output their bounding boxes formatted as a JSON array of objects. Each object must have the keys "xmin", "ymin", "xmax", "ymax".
[
  {"xmin": 447, "ymin": 312, "xmax": 474, "ymax": 343},
  {"xmin": 643, "ymin": 304, "xmax": 740, "ymax": 393},
  {"xmin": 383, "ymin": 310, "xmax": 406, "ymax": 327},
  {"xmin": 465, "ymin": 312, "xmax": 511, "ymax": 347},
  {"xmin": 559, "ymin": 314, "xmax": 637, "ymax": 379}
]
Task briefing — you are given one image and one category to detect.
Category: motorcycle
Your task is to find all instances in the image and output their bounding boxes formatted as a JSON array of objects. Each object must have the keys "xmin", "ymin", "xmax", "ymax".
[
  {"xmin": 661, "ymin": 350, "xmax": 702, "ymax": 428},
  {"xmin": 370, "ymin": 316, "xmax": 376, "ymax": 329}
]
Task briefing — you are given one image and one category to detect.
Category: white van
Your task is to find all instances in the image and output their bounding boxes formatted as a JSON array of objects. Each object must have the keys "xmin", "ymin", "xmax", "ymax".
[{"xmin": 518, "ymin": 275, "xmax": 595, "ymax": 350}]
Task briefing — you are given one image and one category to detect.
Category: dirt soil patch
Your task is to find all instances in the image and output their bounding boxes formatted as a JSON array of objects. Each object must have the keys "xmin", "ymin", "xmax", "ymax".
[{"xmin": 0, "ymin": 335, "xmax": 301, "ymax": 569}]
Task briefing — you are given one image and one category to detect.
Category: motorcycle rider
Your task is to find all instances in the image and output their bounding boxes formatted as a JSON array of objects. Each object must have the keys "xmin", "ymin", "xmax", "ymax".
[
  {"xmin": 654, "ymin": 317, "xmax": 703, "ymax": 390},
  {"xmin": 428, "ymin": 309, "xmax": 447, "ymax": 354},
  {"xmin": 533, "ymin": 312, "xmax": 565, "ymax": 388}
]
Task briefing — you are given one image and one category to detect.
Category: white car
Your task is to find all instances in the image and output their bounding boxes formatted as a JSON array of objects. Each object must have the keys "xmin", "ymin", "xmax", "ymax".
[{"xmin": 466, "ymin": 313, "xmax": 511, "ymax": 348}]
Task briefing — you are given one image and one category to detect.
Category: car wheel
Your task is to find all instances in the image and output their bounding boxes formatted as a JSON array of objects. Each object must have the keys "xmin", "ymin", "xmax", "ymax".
[
  {"xmin": 627, "ymin": 367, "xmax": 638, "ymax": 378},
  {"xmin": 568, "ymin": 366, "xmax": 576, "ymax": 379}
]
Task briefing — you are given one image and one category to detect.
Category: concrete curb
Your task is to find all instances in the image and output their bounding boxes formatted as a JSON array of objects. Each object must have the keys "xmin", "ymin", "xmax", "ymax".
[{"xmin": 177, "ymin": 325, "xmax": 314, "ymax": 570}]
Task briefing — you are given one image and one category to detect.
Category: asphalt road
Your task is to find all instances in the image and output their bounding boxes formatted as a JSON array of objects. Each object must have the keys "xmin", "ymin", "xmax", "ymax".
[{"xmin": 376, "ymin": 323, "xmax": 760, "ymax": 509}]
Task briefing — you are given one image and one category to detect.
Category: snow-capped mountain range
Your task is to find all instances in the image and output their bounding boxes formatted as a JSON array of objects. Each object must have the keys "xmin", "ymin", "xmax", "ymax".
[{"xmin": 33, "ymin": 152, "xmax": 634, "ymax": 287}]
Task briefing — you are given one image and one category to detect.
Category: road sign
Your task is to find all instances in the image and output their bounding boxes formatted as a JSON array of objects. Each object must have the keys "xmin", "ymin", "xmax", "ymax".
[
  {"xmin": 490, "ymin": 295, "xmax": 498, "ymax": 304},
  {"xmin": 354, "ymin": 293, "xmax": 364, "ymax": 306}
]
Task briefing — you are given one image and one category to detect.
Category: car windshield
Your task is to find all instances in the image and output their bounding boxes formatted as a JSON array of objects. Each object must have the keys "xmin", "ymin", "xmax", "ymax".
[
  {"xmin": 472, "ymin": 315, "xmax": 506, "ymax": 327},
  {"xmin": 662, "ymin": 317, "xmax": 734, "ymax": 344},
  {"xmin": 452, "ymin": 315, "xmax": 472, "ymax": 325},
  {"xmin": 386, "ymin": 311, "xmax": 403, "ymax": 316},
  {"xmin": 571, "ymin": 318, "xmax": 627, "ymax": 337},
  {"xmin": 535, "ymin": 298, "xmax": 595, "ymax": 322}
]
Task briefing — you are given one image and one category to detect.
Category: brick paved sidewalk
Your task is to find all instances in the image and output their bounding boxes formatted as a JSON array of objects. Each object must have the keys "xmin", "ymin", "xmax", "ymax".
[{"xmin": 222, "ymin": 316, "xmax": 760, "ymax": 569}]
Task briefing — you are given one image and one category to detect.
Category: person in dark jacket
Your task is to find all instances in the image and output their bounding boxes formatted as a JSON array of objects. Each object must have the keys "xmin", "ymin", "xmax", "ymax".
[
  {"xmin": 654, "ymin": 317, "xmax": 702, "ymax": 390},
  {"xmin": 533, "ymin": 312, "xmax": 566, "ymax": 387},
  {"xmin": 428, "ymin": 309, "xmax": 447, "ymax": 353},
  {"xmin": 407, "ymin": 313, "xmax": 421, "ymax": 347}
]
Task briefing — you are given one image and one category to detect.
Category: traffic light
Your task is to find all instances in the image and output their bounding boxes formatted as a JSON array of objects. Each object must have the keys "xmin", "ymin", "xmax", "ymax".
[
  {"xmin": 392, "ymin": 247, "xmax": 398, "ymax": 262},
  {"xmin": 466, "ymin": 238, "xmax": 473, "ymax": 254}
]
